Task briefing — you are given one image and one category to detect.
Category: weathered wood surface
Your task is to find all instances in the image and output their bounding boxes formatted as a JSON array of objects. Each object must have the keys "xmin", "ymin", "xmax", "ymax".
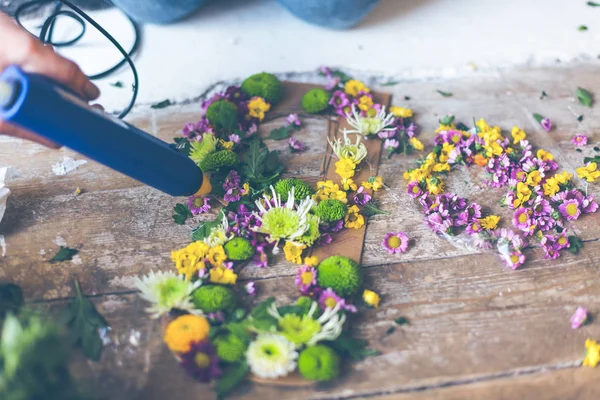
[{"xmin": 2, "ymin": 64, "xmax": 600, "ymax": 399}]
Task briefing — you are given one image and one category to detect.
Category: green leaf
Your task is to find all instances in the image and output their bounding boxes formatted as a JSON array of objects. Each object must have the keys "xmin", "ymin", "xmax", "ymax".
[
  {"xmin": 381, "ymin": 81, "xmax": 400, "ymax": 87},
  {"xmin": 60, "ymin": 280, "xmax": 108, "ymax": 361},
  {"xmin": 172, "ymin": 137, "xmax": 192, "ymax": 156},
  {"xmin": 248, "ymin": 297, "xmax": 277, "ymax": 331},
  {"xmin": 532, "ymin": 113, "xmax": 544, "ymax": 124},
  {"xmin": 568, "ymin": 236, "xmax": 584, "ymax": 255},
  {"xmin": 327, "ymin": 333, "xmax": 380, "ymax": 361},
  {"xmin": 578, "ymin": 25, "xmax": 589, "ymax": 31},
  {"xmin": 0, "ymin": 283, "xmax": 24, "ymax": 319},
  {"xmin": 172, "ymin": 203, "xmax": 193, "ymax": 225},
  {"xmin": 362, "ymin": 201, "xmax": 390, "ymax": 217},
  {"xmin": 583, "ymin": 155, "xmax": 600, "ymax": 163},
  {"xmin": 241, "ymin": 139, "xmax": 284, "ymax": 189},
  {"xmin": 215, "ymin": 360, "xmax": 249, "ymax": 398},
  {"xmin": 539, "ymin": 90, "xmax": 548, "ymax": 100},
  {"xmin": 436, "ymin": 90, "xmax": 453, "ymax": 97},
  {"xmin": 588, "ymin": 1, "xmax": 600, "ymax": 6},
  {"xmin": 49, "ymin": 247, "xmax": 78, "ymax": 263},
  {"xmin": 577, "ymin": 87, "xmax": 593, "ymax": 108},
  {"xmin": 456, "ymin": 122, "xmax": 470, "ymax": 131},
  {"xmin": 578, "ymin": 115, "xmax": 584, "ymax": 122},
  {"xmin": 109, "ymin": 81, "xmax": 124, "ymax": 88},
  {"xmin": 394, "ymin": 316, "xmax": 409, "ymax": 325},
  {"xmin": 277, "ymin": 305, "xmax": 303, "ymax": 316},
  {"xmin": 439, "ymin": 114, "xmax": 455, "ymax": 125},
  {"xmin": 385, "ymin": 327, "xmax": 396, "ymax": 335},
  {"xmin": 266, "ymin": 125, "xmax": 294, "ymax": 140},
  {"xmin": 191, "ymin": 214, "xmax": 223, "ymax": 241},
  {"xmin": 594, "ymin": 146, "xmax": 600, "ymax": 152},
  {"xmin": 150, "ymin": 99, "xmax": 173, "ymax": 109},
  {"xmin": 329, "ymin": 69, "xmax": 352, "ymax": 84}
]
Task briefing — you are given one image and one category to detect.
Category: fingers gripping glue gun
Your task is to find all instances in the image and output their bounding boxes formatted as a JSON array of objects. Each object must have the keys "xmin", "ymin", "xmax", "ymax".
[{"xmin": 0, "ymin": 65, "xmax": 211, "ymax": 197}]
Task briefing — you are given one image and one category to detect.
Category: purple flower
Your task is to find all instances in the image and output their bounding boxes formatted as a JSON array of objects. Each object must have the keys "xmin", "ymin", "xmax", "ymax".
[
  {"xmin": 325, "ymin": 220, "xmax": 344, "ymax": 233},
  {"xmin": 245, "ymin": 122, "xmax": 258, "ymax": 138},
  {"xmin": 329, "ymin": 91, "xmax": 350, "ymax": 109},
  {"xmin": 286, "ymin": 113, "xmax": 301, "ymax": 127},
  {"xmin": 407, "ymin": 181, "xmax": 423, "ymax": 198},
  {"xmin": 466, "ymin": 203, "xmax": 482, "ymax": 220},
  {"xmin": 289, "ymin": 137, "xmax": 307, "ymax": 152},
  {"xmin": 572, "ymin": 134, "xmax": 588, "ymax": 147},
  {"xmin": 466, "ymin": 220, "xmax": 483, "ymax": 235},
  {"xmin": 504, "ymin": 250, "xmax": 525, "ymax": 270},
  {"xmin": 317, "ymin": 233, "xmax": 333, "ymax": 246},
  {"xmin": 318, "ymin": 288, "xmax": 357, "ymax": 313},
  {"xmin": 582, "ymin": 195, "xmax": 599, "ymax": 214},
  {"xmin": 384, "ymin": 139, "xmax": 400, "ymax": 154},
  {"xmin": 245, "ymin": 281, "xmax": 256, "ymax": 295},
  {"xmin": 319, "ymin": 66, "xmax": 332, "ymax": 77},
  {"xmin": 223, "ymin": 170, "xmax": 241, "ymax": 191},
  {"xmin": 543, "ymin": 246, "xmax": 560, "ymax": 260},
  {"xmin": 531, "ymin": 196, "xmax": 552, "ymax": 216},
  {"xmin": 228, "ymin": 134, "xmax": 241, "ymax": 144},
  {"xmin": 325, "ymin": 77, "xmax": 341, "ymax": 91},
  {"xmin": 295, "ymin": 266, "xmax": 317, "ymax": 294},
  {"xmin": 559, "ymin": 199, "xmax": 581, "ymax": 220},
  {"xmin": 353, "ymin": 186, "xmax": 372, "ymax": 206},
  {"xmin": 378, "ymin": 129, "xmax": 397, "ymax": 139},
  {"xmin": 187, "ymin": 195, "xmax": 211, "ymax": 215},
  {"xmin": 179, "ymin": 340, "xmax": 221, "ymax": 383},
  {"xmin": 253, "ymin": 245, "xmax": 269, "ymax": 268},
  {"xmin": 513, "ymin": 207, "xmax": 532, "ymax": 230},
  {"xmin": 382, "ymin": 232, "xmax": 410, "ymax": 254},
  {"xmin": 570, "ymin": 307, "xmax": 588, "ymax": 329},
  {"xmin": 541, "ymin": 118, "xmax": 552, "ymax": 132}
]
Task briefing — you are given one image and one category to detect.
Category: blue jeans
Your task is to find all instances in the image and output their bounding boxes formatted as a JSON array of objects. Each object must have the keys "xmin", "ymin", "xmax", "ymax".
[{"xmin": 110, "ymin": 0, "xmax": 380, "ymax": 29}]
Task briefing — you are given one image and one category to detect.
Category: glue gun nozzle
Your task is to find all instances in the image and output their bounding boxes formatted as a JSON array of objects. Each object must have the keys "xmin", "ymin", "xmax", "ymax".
[{"xmin": 193, "ymin": 173, "xmax": 212, "ymax": 196}]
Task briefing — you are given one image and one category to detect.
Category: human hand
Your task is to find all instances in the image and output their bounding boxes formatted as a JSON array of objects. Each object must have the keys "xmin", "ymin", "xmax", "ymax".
[{"xmin": 0, "ymin": 12, "xmax": 100, "ymax": 148}]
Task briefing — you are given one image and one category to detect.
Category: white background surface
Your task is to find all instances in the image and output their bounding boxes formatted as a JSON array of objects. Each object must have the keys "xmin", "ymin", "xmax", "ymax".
[{"xmin": 31, "ymin": 0, "xmax": 600, "ymax": 112}]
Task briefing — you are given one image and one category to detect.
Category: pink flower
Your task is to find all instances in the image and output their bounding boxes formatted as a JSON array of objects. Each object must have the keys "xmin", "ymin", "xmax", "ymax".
[
  {"xmin": 466, "ymin": 220, "xmax": 483, "ymax": 235},
  {"xmin": 353, "ymin": 186, "xmax": 372, "ymax": 206},
  {"xmin": 289, "ymin": 137, "xmax": 307, "ymax": 152},
  {"xmin": 318, "ymin": 288, "xmax": 357, "ymax": 313},
  {"xmin": 245, "ymin": 281, "xmax": 256, "ymax": 295},
  {"xmin": 559, "ymin": 199, "xmax": 581, "ymax": 220},
  {"xmin": 228, "ymin": 134, "xmax": 241, "ymax": 144},
  {"xmin": 285, "ymin": 113, "xmax": 301, "ymax": 127},
  {"xmin": 381, "ymin": 232, "xmax": 410, "ymax": 254},
  {"xmin": 571, "ymin": 134, "xmax": 588, "ymax": 147},
  {"xmin": 186, "ymin": 195, "xmax": 211, "ymax": 215},
  {"xmin": 407, "ymin": 181, "xmax": 423, "ymax": 198},
  {"xmin": 513, "ymin": 207, "xmax": 532, "ymax": 230},
  {"xmin": 295, "ymin": 266, "xmax": 317, "ymax": 294},
  {"xmin": 384, "ymin": 139, "xmax": 400, "ymax": 154},
  {"xmin": 541, "ymin": 118, "xmax": 552, "ymax": 132},
  {"xmin": 570, "ymin": 307, "xmax": 588, "ymax": 329},
  {"xmin": 504, "ymin": 250, "xmax": 525, "ymax": 270}
]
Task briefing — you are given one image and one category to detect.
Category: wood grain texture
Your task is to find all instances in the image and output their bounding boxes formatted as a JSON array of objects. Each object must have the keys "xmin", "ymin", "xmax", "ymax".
[{"xmin": 2, "ymin": 65, "xmax": 600, "ymax": 398}]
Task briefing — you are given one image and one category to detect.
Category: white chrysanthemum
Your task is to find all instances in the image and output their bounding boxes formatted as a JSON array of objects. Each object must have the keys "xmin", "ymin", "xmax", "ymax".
[
  {"xmin": 345, "ymin": 105, "xmax": 395, "ymax": 137},
  {"xmin": 134, "ymin": 270, "xmax": 201, "ymax": 318},
  {"xmin": 328, "ymin": 129, "xmax": 368, "ymax": 164},
  {"xmin": 252, "ymin": 186, "xmax": 315, "ymax": 253},
  {"xmin": 202, "ymin": 213, "xmax": 233, "ymax": 247},
  {"xmin": 246, "ymin": 334, "xmax": 298, "ymax": 379}
]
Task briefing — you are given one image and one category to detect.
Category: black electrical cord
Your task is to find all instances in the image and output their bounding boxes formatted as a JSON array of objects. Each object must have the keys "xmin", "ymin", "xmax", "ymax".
[{"xmin": 14, "ymin": 0, "xmax": 140, "ymax": 118}]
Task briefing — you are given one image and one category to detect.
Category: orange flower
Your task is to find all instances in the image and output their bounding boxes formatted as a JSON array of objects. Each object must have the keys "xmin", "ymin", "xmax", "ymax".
[
  {"xmin": 473, "ymin": 154, "xmax": 488, "ymax": 167},
  {"xmin": 164, "ymin": 315, "xmax": 210, "ymax": 353}
]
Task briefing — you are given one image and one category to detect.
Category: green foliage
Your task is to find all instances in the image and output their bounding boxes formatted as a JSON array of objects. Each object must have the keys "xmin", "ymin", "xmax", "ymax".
[
  {"xmin": 436, "ymin": 90, "xmax": 453, "ymax": 97},
  {"xmin": 274, "ymin": 178, "xmax": 314, "ymax": 202},
  {"xmin": 192, "ymin": 285, "xmax": 236, "ymax": 313},
  {"xmin": 362, "ymin": 200, "xmax": 390, "ymax": 217},
  {"xmin": 172, "ymin": 203, "xmax": 193, "ymax": 225},
  {"xmin": 439, "ymin": 114, "xmax": 455, "ymax": 125},
  {"xmin": 49, "ymin": 247, "xmax": 78, "ymax": 263},
  {"xmin": 296, "ymin": 296, "xmax": 313, "ymax": 315},
  {"xmin": 191, "ymin": 213, "xmax": 223, "ymax": 241},
  {"xmin": 0, "ymin": 283, "xmax": 23, "ymax": 321},
  {"xmin": 317, "ymin": 256, "xmax": 363, "ymax": 298},
  {"xmin": 568, "ymin": 236, "xmax": 584, "ymax": 254},
  {"xmin": 206, "ymin": 100, "xmax": 238, "ymax": 132},
  {"xmin": 298, "ymin": 345, "xmax": 340, "ymax": 381},
  {"xmin": 394, "ymin": 317, "xmax": 409, "ymax": 325},
  {"xmin": 577, "ymin": 87, "xmax": 593, "ymax": 108},
  {"xmin": 59, "ymin": 280, "xmax": 108, "ymax": 362},
  {"xmin": 241, "ymin": 139, "xmax": 284, "ymax": 190},
  {"xmin": 0, "ymin": 313, "xmax": 83, "ymax": 400},
  {"xmin": 215, "ymin": 360, "xmax": 249, "ymax": 398},
  {"xmin": 199, "ymin": 150, "xmax": 238, "ymax": 172},
  {"xmin": 150, "ymin": 99, "xmax": 173, "ymax": 109},
  {"xmin": 240, "ymin": 72, "xmax": 282, "ymax": 104},
  {"xmin": 266, "ymin": 125, "xmax": 294, "ymax": 140},
  {"xmin": 224, "ymin": 237, "xmax": 255, "ymax": 261},
  {"xmin": 314, "ymin": 199, "xmax": 347, "ymax": 223},
  {"xmin": 326, "ymin": 332, "xmax": 380, "ymax": 361},
  {"xmin": 214, "ymin": 333, "xmax": 247, "ymax": 363},
  {"xmin": 532, "ymin": 113, "xmax": 545, "ymax": 124},
  {"xmin": 247, "ymin": 297, "xmax": 277, "ymax": 331},
  {"xmin": 301, "ymin": 88, "xmax": 331, "ymax": 114}
]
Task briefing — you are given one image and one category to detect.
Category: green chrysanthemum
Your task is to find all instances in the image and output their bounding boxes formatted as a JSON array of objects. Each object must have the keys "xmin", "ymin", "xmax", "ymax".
[
  {"xmin": 274, "ymin": 178, "xmax": 315, "ymax": 202},
  {"xmin": 297, "ymin": 214, "xmax": 321, "ymax": 247},
  {"xmin": 278, "ymin": 314, "xmax": 321, "ymax": 346},
  {"xmin": 224, "ymin": 237, "xmax": 255, "ymax": 261},
  {"xmin": 198, "ymin": 150, "xmax": 238, "ymax": 172},
  {"xmin": 241, "ymin": 72, "xmax": 282, "ymax": 104},
  {"xmin": 205, "ymin": 100, "xmax": 238, "ymax": 131},
  {"xmin": 315, "ymin": 199, "xmax": 347, "ymax": 223},
  {"xmin": 262, "ymin": 208, "xmax": 300, "ymax": 238},
  {"xmin": 134, "ymin": 271, "xmax": 200, "ymax": 318},
  {"xmin": 191, "ymin": 284, "xmax": 236, "ymax": 313},
  {"xmin": 317, "ymin": 255, "xmax": 363, "ymax": 297},
  {"xmin": 298, "ymin": 345, "xmax": 341, "ymax": 381},
  {"xmin": 189, "ymin": 133, "xmax": 218, "ymax": 166},
  {"xmin": 301, "ymin": 88, "xmax": 332, "ymax": 114},
  {"xmin": 214, "ymin": 333, "xmax": 247, "ymax": 363}
]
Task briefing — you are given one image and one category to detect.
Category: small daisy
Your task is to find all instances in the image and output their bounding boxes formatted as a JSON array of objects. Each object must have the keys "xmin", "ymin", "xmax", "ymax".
[
  {"xmin": 295, "ymin": 266, "xmax": 317, "ymax": 294},
  {"xmin": 186, "ymin": 195, "xmax": 211, "ymax": 215},
  {"xmin": 559, "ymin": 199, "xmax": 581, "ymax": 220},
  {"xmin": 572, "ymin": 134, "xmax": 588, "ymax": 147},
  {"xmin": 381, "ymin": 232, "xmax": 410, "ymax": 254}
]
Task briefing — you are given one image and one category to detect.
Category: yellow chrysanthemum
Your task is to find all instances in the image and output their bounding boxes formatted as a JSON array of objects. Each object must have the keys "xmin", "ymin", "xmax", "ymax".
[
  {"xmin": 335, "ymin": 158, "xmax": 357, "ymax": 180},
  {"xmin": 344, "ymin": 205, "xmax": 365, "ymax": 229},
  {"xmin": 554, "ymin": 171, "xmax": 572, "ymax": 185},
  {"xmin": 209, "ymin": 267, "xmax": 237, "ymax": 285},
  {"xmin": 283, "ymin": 241, "xmax": 306, "ymax": 264},
  {"xmin": 362, "ymin": 176, "xmax": 384, "ymax": 192},
  {"xmin": 164, "ymin": 315, "xmax": 210, "ymax": 353},
  {"xmin": 304, "ymin": 256, "xmax": 319, "ymax": 267},
  {"xmin": 389, "ymin": 106, "xmax": 413, "ymax": 118},
  {"xmin": 344, "ymin": 79, "xmax": 370, "ymax": 97},
  {"xmin": 409, "ymin": 137, "xmax": 424, "ymax": 151},
  {"xmin": 479, "ymin": 215, "xmax": 500, "ymax": 230},
  {"xmin": 526, "ymin": 170, "xmax": 543, "ymax": 187},
  {"xmin": 207, "ymin": 245, "xmax": 227, "ymax": 267},
  {"xmin": 363, "ymin": 289, "xmax": 380, "ymax": 307},
  {"xmin": 357, "ymin": 95, "xmax": 374, "ymax": 112},
  {"xmin": 583, "ymin": 339, "xmax": 600, "ymax": 368},
  {"xmin": 536, "ymin": 149, "xmax": 554, "ymax": 162},
  {"xmin": 511, "ymin": 126, "xmax": 526, "ymax": 144},
  {"xmin": 220, "ymin": 139, "xmax": 234, "ymax": 150},
  {"xmin": 432, "ymin": 163, "xmax": 450, "ymax": 173},
  {"xmin": 577, "ymin": 162, "xmax": 600, "ymax": 182},
  {"xmin": 341, "ymin": 178, "xmax": 358, "ymax": 192},
  {"xmin": 171, "ymin": 241, "xmax": 211, "ymax": 280},
  {"xmin": 247, "ymin": 96, "xmax": 271, "ymax": 121}
]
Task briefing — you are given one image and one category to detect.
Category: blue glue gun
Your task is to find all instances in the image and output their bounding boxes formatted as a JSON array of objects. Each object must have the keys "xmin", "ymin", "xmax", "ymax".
[{"xmin": 0, "ymin": 65, "xmax": 210, "ymax": 197}]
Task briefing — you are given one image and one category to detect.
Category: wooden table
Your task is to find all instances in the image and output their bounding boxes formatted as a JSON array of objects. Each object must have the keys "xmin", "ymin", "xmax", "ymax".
[{"xmin": 1, "ymin": 63, "xmax": 600, "ymax": 399}]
